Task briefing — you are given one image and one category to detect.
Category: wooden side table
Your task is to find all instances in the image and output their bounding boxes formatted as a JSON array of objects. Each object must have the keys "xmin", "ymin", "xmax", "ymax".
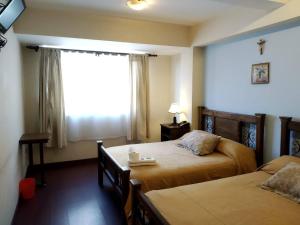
[
  {"xmin": 160, "ymin": 123, "xmax": 190, "ymax": 141},
  {"xmin": 19, "ymin": 133, "xmax": 49, "ymax": 186}
]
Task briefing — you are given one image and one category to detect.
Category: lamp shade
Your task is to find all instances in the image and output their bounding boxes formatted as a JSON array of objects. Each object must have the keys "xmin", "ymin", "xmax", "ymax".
[{"xmin": 168, "ymin": 103, "xmax": 181, "ymax": 114}]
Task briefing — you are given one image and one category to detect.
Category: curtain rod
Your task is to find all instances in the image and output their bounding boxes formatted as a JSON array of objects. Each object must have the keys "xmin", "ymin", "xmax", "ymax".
[{"xmin": 26, "ymin": 45, "xmax": 158, "ymax": 57}]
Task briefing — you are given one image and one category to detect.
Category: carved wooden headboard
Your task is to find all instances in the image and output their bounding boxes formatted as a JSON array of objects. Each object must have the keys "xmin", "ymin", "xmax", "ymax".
[
  {"xmin": 198, "ymin": 106, "xmax": 266, "ymax": 166},
  {"xmin": 280, "ymin": 117, "xmax": 300, "ymax": 156}
]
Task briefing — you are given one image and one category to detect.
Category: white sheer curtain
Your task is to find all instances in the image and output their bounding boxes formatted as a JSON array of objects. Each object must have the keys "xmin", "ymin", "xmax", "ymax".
[
  {"xmin": 39, "ymin": 48, "xmax": 67, "ymax": 148},
  {"xmin": 61, "ymin": 52, "xmax": 130, "ymax": 141}
]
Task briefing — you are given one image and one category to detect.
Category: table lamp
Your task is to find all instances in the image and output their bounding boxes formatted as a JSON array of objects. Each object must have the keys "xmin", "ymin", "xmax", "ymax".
[{"xmin": 168, "ymin": 103, "xmax": 181, "ymax": 125}]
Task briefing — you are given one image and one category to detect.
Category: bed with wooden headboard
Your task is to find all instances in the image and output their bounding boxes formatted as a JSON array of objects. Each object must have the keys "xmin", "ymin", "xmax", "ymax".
[
  {"xmin": 97, "ymin": 106, "xmax": 266, "ymax": 209},
  {"xmin": 130, "ymin": 116, "xmax": 300, "ymax": 225}
]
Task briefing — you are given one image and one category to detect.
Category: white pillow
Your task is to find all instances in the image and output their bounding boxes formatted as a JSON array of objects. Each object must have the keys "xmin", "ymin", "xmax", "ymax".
[
  {"xmin": 177, "ymin": 130, "xmax": 221, "ymax": 156},
  {"xmin": 261, "ymin": 162, "xmax": 300, "ymax": 203}
]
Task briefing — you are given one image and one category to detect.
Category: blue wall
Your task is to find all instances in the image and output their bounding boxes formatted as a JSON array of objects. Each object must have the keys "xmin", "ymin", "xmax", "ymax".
[{"xmin": 204, "ymin": 25, "xmax": 300, "ymax": 162}]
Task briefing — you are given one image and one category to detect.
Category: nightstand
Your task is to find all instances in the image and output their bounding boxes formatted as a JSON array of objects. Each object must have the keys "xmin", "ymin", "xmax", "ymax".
[{"xmin": 160, "ymin": 123, "xmax": 190, "ymax": 141}]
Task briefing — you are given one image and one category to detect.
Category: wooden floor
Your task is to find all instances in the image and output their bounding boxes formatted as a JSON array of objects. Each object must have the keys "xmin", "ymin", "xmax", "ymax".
[{"xmin": 12, "ymin": 161, "xmax": 126, "ymax": 225}]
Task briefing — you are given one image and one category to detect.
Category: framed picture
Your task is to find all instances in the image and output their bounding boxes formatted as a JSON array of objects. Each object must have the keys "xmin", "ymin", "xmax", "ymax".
[{"xmin": 251, "ymin": 63, "xmax": 270, "ymax": 84}]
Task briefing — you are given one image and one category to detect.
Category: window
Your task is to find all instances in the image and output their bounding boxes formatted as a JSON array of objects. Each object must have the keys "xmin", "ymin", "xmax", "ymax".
[{"xmin": 61, "ymin": 52, "xmax": 130, "ymax": 141}]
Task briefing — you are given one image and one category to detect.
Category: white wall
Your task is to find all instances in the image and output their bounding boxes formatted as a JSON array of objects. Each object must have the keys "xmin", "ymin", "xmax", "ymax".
[
  {"xmin": 148, "ymin": 56, "xmax": 173, "ymax": 141},
  {"xmin": 171, "ymin": 49, "xmax": 193, "ymax": 123},
  {"xmin": 192, "ymin": 47, "xmax": 204, "ymax": 129},
  {"xmin": 204, "ymin": 25, "xmax": 300, "ymax": 162},
  {"xmin": 170, "ymin": 47, "xmax": 204, "ymax": 129},
  {"xmin": 0, "ymin": 29, "xmax": 27, "ymax": 225},
  {"xmin": 22, "ymin": 49, "xmax": 172, "ymax": 163}
]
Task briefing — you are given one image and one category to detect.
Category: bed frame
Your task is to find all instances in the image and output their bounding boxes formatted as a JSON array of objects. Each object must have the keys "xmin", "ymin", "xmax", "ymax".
[
  {"xmin": 131, "ymin": 116, "xmax": 300, "ymax": 225},
  {"xmin": 97, "ymin": 106, "xmax": 265, "ymax": 208},
  {"xmin": 280, "ymin": 117, "xmax": 300, "ymax": 156}
]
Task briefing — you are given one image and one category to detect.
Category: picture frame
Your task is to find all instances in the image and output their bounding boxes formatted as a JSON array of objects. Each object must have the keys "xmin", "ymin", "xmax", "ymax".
[{"xmin": 251, "ymin": 63, "xmax": 270, "ymax": 84}]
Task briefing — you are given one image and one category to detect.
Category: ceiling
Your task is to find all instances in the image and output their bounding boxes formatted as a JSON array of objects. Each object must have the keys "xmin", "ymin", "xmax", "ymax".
[
  {"xmin": 25, "ymin": 0, "xmax": 286, "ymax": 26},
  {"xmin": 19, "ymin": 0, "xmax": 288, "ymax": 54}
]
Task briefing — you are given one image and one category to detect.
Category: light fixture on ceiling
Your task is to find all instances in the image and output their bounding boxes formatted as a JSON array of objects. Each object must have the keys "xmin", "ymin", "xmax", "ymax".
[{"xmin": 127, "ymin": 0, "xmax": 148, "ymax": 11}]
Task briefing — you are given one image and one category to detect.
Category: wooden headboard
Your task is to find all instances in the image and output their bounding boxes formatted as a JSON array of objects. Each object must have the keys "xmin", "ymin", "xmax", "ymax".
[
  {"xmin": 198, "ymin": 106, "xmax": 266, "ymax": 166},
  {"xmin": 280, "ymin": 117, "xmax": 300, "ymax": 156}
]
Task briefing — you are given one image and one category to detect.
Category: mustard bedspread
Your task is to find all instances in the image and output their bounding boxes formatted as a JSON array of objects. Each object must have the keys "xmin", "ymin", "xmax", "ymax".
[
  {"xmin": 146, "ymin": 156, "xmax": 300, "ymax": 225},
  {"xmin": 107, "ymin": 139, "xmax": 256, "ymax": 192},
  {"xmin": 106, "ymin": 138, "xmax": 257, "ymax": 215}
]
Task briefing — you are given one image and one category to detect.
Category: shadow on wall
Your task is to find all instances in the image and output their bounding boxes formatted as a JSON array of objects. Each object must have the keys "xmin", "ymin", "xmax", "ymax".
[{"xmin": 18, "ymin": 144, "xmax": 29, "ymax": 176}]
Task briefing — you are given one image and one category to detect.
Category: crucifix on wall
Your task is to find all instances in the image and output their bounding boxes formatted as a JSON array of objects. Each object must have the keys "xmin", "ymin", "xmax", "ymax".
[{"xmin": 257, "ymin": 39, "xmax": 266, "ymax": 55}]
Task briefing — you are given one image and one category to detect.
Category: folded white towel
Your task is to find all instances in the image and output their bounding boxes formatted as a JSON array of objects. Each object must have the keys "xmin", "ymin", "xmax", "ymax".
[
  {"xmin": 128, "ymin": 157, "xmax": 157, "ymax": 167},
  {"xmin": 129, "ymin": 162, "xmax": 157, "ymax": 167}
]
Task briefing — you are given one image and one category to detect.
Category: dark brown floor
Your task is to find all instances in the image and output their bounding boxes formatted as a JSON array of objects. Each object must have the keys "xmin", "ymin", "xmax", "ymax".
[{"xmin": 12, "ymin": 162, "xmax": 126, "ymax": 225}]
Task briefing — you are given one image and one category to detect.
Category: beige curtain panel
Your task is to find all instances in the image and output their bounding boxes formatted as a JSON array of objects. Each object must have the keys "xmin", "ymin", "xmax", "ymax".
[
  {"xmin": 39, "ymin": 48, "xmax": 67, "ymax": 148},
  {"xmin": 128, "ymin": 54, "xmax": 150, "ymax": 142}
]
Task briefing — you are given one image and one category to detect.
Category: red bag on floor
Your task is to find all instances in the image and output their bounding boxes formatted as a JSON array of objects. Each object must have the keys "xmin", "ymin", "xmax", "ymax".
[{"xmin": 19, "ymin": 178, "xmax": 36, "ymax": 199}]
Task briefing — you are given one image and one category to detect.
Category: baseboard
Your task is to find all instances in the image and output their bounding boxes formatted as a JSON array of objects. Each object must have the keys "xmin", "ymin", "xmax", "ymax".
[{"xmin": 31, "ymin": 158, "xmax": 98, "ymax": 171}]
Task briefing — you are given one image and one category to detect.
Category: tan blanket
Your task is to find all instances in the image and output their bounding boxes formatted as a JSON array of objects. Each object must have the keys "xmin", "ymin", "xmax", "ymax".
[
  {"xmin": 106, "ymin": 139, "xmax": 256, "ymax": 214},
  {"xmin": 146, "ymin": 156, "xmax": 300, "ymax": 225}
]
